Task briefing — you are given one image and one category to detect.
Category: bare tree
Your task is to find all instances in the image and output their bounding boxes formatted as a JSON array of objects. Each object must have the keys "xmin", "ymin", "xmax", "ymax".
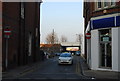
[
  {"xmin": 45, "ymin": 29, "xmax": 58, "ymax": 44},
  {"xmin": 61, "ymin": 35, "xmax": 67, "ymax": 42}
]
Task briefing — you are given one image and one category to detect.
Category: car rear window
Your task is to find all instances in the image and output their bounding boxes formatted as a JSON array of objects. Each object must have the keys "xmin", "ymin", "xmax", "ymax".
[
  {"xmin": 76, "ymin": 51, "xmax": 80, "ymax": 53},
  {"xmin": 60, "ymin": 53, "xmax": 71, "ymax": 57}
]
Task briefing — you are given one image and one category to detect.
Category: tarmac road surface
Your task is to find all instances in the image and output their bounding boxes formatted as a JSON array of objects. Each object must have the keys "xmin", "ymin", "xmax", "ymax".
[{"xmin": 16, "ymin": 56, "xmax": 91, "ymax": 80}]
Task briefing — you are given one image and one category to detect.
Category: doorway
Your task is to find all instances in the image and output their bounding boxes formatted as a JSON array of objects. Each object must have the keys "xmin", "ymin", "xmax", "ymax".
[{"xmin": 99, "ymin": 29, "xmax": 112, "ymax": 68}]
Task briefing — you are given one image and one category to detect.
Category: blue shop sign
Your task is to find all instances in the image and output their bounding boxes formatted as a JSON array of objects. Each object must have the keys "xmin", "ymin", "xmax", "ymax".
[
  {"xmin": 91, "ymin": 16, "xmax": 120, "ymax": 30},
  {"xmin": 116, "ymin": 16, "xmax": 120, "ymax": 27}
]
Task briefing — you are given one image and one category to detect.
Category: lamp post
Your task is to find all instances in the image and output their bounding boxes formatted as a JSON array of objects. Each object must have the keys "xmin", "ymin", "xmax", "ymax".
[{"xmin": 76, "ymin": 34, "xmax": 82, "ymax": 51}]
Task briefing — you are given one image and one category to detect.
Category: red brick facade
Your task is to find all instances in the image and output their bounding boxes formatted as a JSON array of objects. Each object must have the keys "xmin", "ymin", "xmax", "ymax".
[
  {"xmin": 2, "ymin": 2, "xmax": 41, "ymax": 71},
  {"xmin": 40, "ymin": 44, "xmax": 61, "ymax": 54},
  {"xmin": 84, "ymin": 2, "xmax": 120, "ymax": 25},
  {"xmin": 83, "ymin": 1, "xmax": 120, "ymax": 59}
]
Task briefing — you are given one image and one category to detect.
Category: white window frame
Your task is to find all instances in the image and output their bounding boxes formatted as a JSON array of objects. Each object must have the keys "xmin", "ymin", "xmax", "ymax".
[
  {"xmin": 103, "ymin": 2, "xmax": 109, "ymax": 8},
  {"xmin": 97, "ymin": 0, "xmax": 102, "ymax": 9},
  {"xmin": 21, "ymin": 2, "xmax": 24, "ymax": 19},
  {"xmin": 95, "ymin": 0, "xmax": 116, "ymax": 11},
  {"xmin": 110, "ymin": 0, "xmax": 116, "ymax": 6}
]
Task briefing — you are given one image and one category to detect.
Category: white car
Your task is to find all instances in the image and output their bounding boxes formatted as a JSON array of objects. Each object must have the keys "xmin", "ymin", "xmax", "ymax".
[{"xmin": 58, "ymin": 53, "xmax": 73, "ymax": 65}]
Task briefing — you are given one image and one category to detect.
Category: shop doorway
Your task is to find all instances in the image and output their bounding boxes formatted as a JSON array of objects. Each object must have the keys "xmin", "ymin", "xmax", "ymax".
[{"xmin": 99, "ymin": 29, "xmax": 112, "ymax": 68}]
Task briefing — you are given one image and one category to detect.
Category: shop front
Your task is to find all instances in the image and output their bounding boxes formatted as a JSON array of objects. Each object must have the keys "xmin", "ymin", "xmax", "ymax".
[{"xmin": 87, "ymin": 13, "xmax": 120, "ymax": 72}]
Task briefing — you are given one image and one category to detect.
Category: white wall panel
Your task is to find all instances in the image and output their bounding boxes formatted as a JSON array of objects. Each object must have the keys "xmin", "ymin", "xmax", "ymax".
[
  {"xmin": 91, "ymin": 30, "xmax": 99, "ymax": 70},
  {"xmin": 112, "ymin": 28, "xmax": 119, "ymax": 72},
  {"xmin": 118, "ymin": 28, "xmax": 120, "ymax": 72}
]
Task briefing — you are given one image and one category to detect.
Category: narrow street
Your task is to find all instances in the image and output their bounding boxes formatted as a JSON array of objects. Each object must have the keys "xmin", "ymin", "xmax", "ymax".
[
  {"xmin": 14, "ymin": 56, "xmax": 91, "ymax": 80},
  {"xmin": 1, "ymin": 1, "xmax": 120, "ymax": 81}
]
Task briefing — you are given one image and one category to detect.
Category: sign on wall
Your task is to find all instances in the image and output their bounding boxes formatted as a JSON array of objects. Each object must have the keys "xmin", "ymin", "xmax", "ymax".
[
  {"xmin": 4, "ymin": 28, "xmax": 11, "ymax": 38},
  {"xmin": 86, "ymin": 33, "xmax": 91, "ymax": 39},
  {"xmin": 102, "ymin": 36, "xmax": 110, "ymax": 42}
]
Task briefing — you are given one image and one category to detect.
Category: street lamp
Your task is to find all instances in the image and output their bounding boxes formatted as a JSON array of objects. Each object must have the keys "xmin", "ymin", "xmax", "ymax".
[{"xmin": 76, "ymin": 34, "xmax": 81, "ymax": 51}]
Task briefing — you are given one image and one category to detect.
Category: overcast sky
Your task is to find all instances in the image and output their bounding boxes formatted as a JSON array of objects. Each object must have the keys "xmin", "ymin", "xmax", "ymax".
[{"xmin": 40, "ymin": 1, "xmax": 84, "ymax": 43}]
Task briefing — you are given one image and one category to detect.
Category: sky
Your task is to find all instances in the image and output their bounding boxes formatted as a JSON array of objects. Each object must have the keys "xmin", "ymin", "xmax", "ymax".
[{"xmin": 40, "ymin": 1, "xmax": 84, "ymax": 43}]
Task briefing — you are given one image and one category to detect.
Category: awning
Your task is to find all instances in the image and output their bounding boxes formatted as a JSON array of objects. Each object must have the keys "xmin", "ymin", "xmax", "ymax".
[{"xmin": 116, "ymin": 16, "xmax": 120, "ymax": 27}]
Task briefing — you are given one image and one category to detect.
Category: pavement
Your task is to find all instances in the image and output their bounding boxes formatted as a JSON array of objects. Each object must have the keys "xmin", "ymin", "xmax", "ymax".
[
  {"xmin": 2, "ymin": 56, "xmax": 120, "ymax": 80},
  {"xmin": 2, "ymin": 60, "xmax": 46, "ymax": 79},
  {"xmin": 80, "ymin": 56, "xmax": 119, "ymax": 80}
]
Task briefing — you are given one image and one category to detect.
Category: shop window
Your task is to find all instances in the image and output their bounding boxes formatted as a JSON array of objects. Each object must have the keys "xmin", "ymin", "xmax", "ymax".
[{"xmin": 100, "ymin": 29, "xmax": 111, "ymax": 42}]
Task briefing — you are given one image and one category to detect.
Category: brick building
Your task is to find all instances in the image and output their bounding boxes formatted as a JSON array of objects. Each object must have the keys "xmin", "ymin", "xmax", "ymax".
[
  {"xmin": 84, "ymin": 1, "xmax": 120, "ymax": 72},
  {"xmin": 40, "ymin": 44, "xmax": 61, "ymax": 54},
  {"xmin": 1, "ymin": 2, "xmax": 42, "ymax": 71}
]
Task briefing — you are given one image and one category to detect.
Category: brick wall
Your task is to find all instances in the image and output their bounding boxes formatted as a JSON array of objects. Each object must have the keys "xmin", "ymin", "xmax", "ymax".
[
  {"xmin": 2, "ymin": 2, "xmax": 21, "ymax": 70},
  {"xmin": 2, "ymin": 2, "xmax": 41, "ymax": 71}
]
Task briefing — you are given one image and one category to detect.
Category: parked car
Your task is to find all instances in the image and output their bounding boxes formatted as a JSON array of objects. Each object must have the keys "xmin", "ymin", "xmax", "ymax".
[
  {"xmin": 49, "ymin": 53, "xmax": 56, "ymax": 58},
  {"xmin": 75, "ymin": 51, "xmax": 81, "ymax": 56},
  {"xmin": 58, "ymin": 53, "xmax": 73, "ymax": 65}
]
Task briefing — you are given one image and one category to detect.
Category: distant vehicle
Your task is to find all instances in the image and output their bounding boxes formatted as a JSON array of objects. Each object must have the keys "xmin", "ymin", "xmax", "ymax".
[
  {"xmin": 58, "ymin": 53, "xmax": 73, "ymax": 65},
  {"xmin": 55, "ymin": 53, "xmax": 61, "ymax": 56},
  {"xmin": 75, "ymin": 51, "xmax": 81, "ymax": 56},
  {"xmin": 62, "ymin": 52, "xmax": 67, "ymax": 53},
  {"xmin": 71, "ymin": 53, "xmax": 74, "ymax": 56}
]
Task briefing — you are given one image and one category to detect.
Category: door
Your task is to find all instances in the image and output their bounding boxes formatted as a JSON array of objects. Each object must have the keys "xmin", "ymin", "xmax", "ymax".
[
  {"xmin": 100, "ymin": 42, "xmax": 112, "ymax": 68},
  {"xmin": 99, "ymin": 29, "xmax": 112, "ymax": 68}
]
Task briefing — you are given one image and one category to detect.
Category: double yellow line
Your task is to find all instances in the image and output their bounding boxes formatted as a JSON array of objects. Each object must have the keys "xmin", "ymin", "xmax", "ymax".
[{"xmin": 75, "ymin": 62, "xmax": 81, "ymax": 75}]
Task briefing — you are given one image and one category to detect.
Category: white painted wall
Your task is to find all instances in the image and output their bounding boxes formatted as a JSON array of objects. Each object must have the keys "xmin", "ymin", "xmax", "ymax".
[
  {"xmin": 118, "ymin": 28, "xmax": 120, "ymax": 72},
  {"xmin": 87, "ymin": 39, "xmax": 91, "ymax": 68},
  {"xmin": 90, "ymin": 28, "xmax": 120, "ymax": 72},
  {"xmin": 91, "ymin": 30, "xmax": 99, "ymax": 70},
  {"xmin": 112, "ymin": 28, "xmax": 119, "ymax": 72}
]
